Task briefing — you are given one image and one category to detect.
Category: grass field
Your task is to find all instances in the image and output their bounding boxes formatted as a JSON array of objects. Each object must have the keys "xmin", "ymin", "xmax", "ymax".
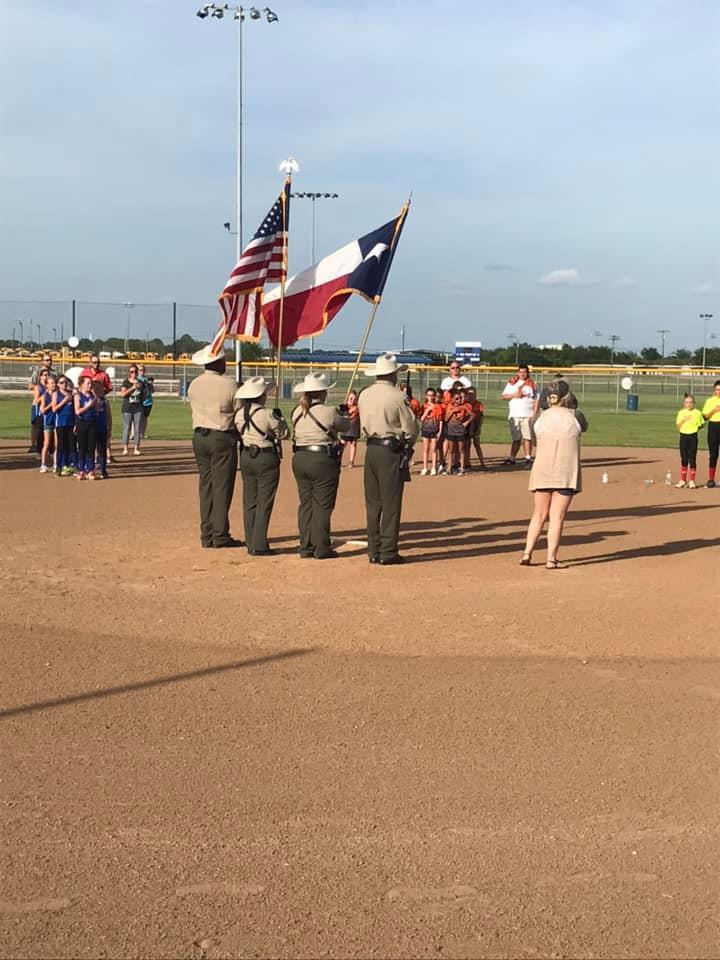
[{"xmin": 0, "ymin": 390, "xmax": 712, "ymax": 448}]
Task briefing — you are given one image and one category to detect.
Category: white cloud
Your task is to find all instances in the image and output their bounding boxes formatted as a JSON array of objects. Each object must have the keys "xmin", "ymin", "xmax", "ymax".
[
  {"xmin": 693, "ymin": 283, "xmax": 713, "ymax": 294},
  {"xmin": 538, "ymin": 268, "xmax": 582, "ymax": 287}
]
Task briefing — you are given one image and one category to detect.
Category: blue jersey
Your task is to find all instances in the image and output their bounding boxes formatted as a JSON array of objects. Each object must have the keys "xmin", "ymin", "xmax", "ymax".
[
  {"xmin": 95, "ymin": 398, "xmax": 108, "ymax": 431},
  {"xmin": 41, "ymin": 389, "xmax": 55, "ymax": 430},
  {"xmin": 54, "ymin": 390, "xmax": 75, "ymax": 427},
  {"xmin": 76, "ymin": 392, "xmax": 96, "ymax": 421}
]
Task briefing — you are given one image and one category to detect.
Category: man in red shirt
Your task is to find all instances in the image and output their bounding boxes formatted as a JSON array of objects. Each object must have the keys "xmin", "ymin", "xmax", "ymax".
[{"xmin": 80, "ymin": 355, "xmax": 113, "ymax": 394}]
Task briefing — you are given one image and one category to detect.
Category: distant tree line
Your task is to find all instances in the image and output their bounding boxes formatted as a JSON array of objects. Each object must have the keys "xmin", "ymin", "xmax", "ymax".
[{"xmin": 1, "ymin": 335, "xmax": 718, "ymax": 367}]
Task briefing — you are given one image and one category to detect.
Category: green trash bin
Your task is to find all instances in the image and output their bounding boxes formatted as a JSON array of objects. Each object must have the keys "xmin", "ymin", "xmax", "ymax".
[{"xmin": 626, "ymin": 393, "xmax": 639, "ymax": 412}]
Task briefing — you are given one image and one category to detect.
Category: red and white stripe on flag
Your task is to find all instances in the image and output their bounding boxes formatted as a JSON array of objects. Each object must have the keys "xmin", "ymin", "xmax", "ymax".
[{"xmin": 219, "ymin": 290, "xmax": 263, "ymax": 341}]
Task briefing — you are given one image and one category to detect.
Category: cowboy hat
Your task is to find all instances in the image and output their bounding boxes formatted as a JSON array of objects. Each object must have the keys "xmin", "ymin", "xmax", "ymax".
[
  {"xmin": 363, "ymin": 352, "xmax": 408, "ymax": 377},
  {"xmin": 191, "ymin": 343, "xmax": 225, "ymax": 366},
  {"xmin": 292, "ymin": 372, "xmax": 336, "ymax": 395},
  {"xmin": 234, "ymin": 375, "xmax": 274, "ymax": 400}
]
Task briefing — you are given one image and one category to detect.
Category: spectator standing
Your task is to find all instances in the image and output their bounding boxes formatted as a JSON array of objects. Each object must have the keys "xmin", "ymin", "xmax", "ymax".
[
  {"xmin": 80, "ymin": 355, "xmax": 113, "ymax": 395},
  {"xmin": 701, "ymin": 379, "xmax": 720, "ymax": 487},
  {"xmin": 521, "ymin": 380, "xmax": 588, "ymax": 568},
  {"xmin": 52, "ymin": 375, "xmax": 75, "ymax": 476},
  {"xmin": 28, "ymin": 353, "xmax": 54, "ymax": 454},
  {"xmin": 440, "ymin": 361, "xmax": 472, "ymax": 393},
  {"xmin": 80, "ymin": 355, "xmax": 114, "ymax": 461},
  {"xmin": 339, "ymin": 390, "xmax": 360, "ymax": 468},
  {"xmin": 38, "ymin": 374, "xmax": 57, "ymax": 474},
  {"xmin": 73, "ymin": 376, "xmax": 97, "ymax": 481},
  {"xmin": 674, "ymin": 394, "xmax": 705, "ymax": 489},
  {"xmin": 137, "ymin": 364, "xmax": 154, "ymax": 440},
  {"xmin": 120, "ymin": 365, "xmax": 145, "ymax": 456},
  {"xmin": 502, "ymin": 363, "xmax": 537, "ymax": 467}
]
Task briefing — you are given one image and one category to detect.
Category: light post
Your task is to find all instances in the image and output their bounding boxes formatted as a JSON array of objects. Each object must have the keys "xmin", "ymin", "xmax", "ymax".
[
  {"xmin": 197, "ymin": 2, "xmax": 280, "ymax": 382},
  {"xmin": 592, "ymin": 330, "xmax": 603, "ymax": 350},
  {"xmin": 658, "ymin": 328, "xmax": 669, "ymax": 361},
  {"xmin": 35, "ymin": 323, "xmax": 41, "ymax": 347},
  {"xmin": 18, "ymin": 320, "xmax": 24, "ymax": 347},
  {"xmin": 700, "ymin": 313, "xmax": 713, "ymax": 369},
  {"xmin": 52, "ymin": 327, "xmax": 58, "ymax": 352},
  {"xmin": 507, "ymin": 332, "xmax": 519, "ymax": 366},
  {"xmin": 609, "ymin": 334, "xmax": 620, "ymax": 366},
  {"xmin": 290, "ymin": 192, "xmax": 339, "ymax": 355},
  {"xmin": 123, "ymin": 302, "xmax": 133, "ymax": 354}
]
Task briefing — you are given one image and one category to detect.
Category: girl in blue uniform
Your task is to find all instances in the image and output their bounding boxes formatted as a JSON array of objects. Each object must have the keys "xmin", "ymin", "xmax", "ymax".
[
  {"xmin": 52, "ymin": 376, "xmax": 75, "ymax": 476},
  {"xmin": 39, "ymin": 374, "xmax": 57, "ymax": 474},
  {"xmin": 91, "ymin": 380, "xmax": 109, "ymax": 479},
  {"xmin": 73, "ymin": 376, "xmax": 97, "ymax": 480}
]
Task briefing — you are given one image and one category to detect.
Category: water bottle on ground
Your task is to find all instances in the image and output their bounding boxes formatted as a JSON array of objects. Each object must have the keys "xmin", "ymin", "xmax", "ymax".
[
  {"xmin": 601, "ymin": 472, "xmax": 609, "ymax": 485},
  {"xmin": 665, "ymin": 471, "xmax": 672, "ymax": 486}
]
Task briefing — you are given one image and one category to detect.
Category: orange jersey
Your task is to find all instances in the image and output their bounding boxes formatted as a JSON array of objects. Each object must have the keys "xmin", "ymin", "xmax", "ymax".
[
  {"xmin": 420, "ymin": 401, "xmax": 444, "ymax": 425},
  {"xmin": 407, "ymin": 397, "xmax": 420, "ymax": 417},
  {"xmin": 445, "ymin": 401, "xmax": 473, "ymax": 423},
  {"xmin": 347, "ymin": 403, "xmax": 359, "ymax": 421},
  {"xmin": 469, "ymin": 399, "xmax": 484, "ymax": 417}
]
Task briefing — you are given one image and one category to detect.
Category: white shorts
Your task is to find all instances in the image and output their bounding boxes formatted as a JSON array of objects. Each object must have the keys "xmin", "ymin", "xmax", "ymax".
[{"xmin": 509, "ymin": 417, "xmax": 533, "ymax": 443}]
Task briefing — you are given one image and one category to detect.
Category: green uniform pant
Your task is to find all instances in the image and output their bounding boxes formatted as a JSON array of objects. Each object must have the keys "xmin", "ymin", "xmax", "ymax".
[
  {"xmin": 240, "ymin": 448, "xmax": 280, "ymax": 553},
  {"xmin": 292, "ymin": 449, "xmax": 340, "ymax": 558},
  {"xmin": 363, "ymin": 443, "xmax": 404, "ymax": 560},
  {"xmin": 192, "ymin": 428, "xmax": 238, "ymax": 547}
]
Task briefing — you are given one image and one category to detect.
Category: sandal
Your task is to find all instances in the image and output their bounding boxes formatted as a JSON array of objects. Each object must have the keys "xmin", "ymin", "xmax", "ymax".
[
  {"xmin": 546, "ymin": 559, "xmax": 564, "ymax": 569},
  {"xmin": 519, "ymin": 554, "xmax": 532, "ymax": 566}
]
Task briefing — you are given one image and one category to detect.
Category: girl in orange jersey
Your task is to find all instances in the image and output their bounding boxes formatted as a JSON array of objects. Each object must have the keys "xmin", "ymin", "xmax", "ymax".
[
  {"xmin": 465, "ymin": 386, "xmax": 487, "ymax": 470},
  {"xmin": 339, "ymin": 390, "xmax": 360, "ymax": 468},
  {"xmin": 419, "ymin": 387, "xmax": 444, "ymax": 475},
  {"xmin": 444, "ymin": 388, "xmax": 474, "ymax": 476}
]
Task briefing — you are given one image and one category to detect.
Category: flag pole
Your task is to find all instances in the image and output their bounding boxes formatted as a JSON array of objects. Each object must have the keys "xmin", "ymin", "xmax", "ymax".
[
  {"xmin": 274, "ymin": 161, "xmax": 296, "ymax": 405},
  {"xmin": 345, "ymin": 197, "xmax": 410, "ymax": 401}
]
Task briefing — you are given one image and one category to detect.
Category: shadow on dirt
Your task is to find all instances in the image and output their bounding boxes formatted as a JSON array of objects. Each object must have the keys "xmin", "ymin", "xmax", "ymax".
[{"xmin": 0, "ymin": 648, "xmax": 314, "ymax": 720}]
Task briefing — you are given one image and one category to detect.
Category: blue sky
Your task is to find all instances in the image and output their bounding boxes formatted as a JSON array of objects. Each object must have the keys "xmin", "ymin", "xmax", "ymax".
[{"xmin": 1, "ymin": 0, "xmax": 718, "ymax": 352}]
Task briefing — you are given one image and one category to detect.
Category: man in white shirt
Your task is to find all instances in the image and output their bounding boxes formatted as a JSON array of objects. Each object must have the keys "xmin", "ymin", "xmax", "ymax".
[
  {"xmin": 501, "ymin": 363, "xmax": 537, "ymax": 466},
  {"xmin": 440, "ymin": 360, "xmax": 472, "ymax": 392}
]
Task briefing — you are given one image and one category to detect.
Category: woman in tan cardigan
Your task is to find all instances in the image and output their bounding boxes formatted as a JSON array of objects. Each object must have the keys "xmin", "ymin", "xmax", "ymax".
[{"xmin": 520, "ymin": 380, "xmax": 588, "ymax": 568}]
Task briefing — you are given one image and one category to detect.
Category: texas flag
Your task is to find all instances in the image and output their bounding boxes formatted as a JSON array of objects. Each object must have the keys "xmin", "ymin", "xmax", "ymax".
[{"xmin": 262, "ymin": 204, "xmax": 409, "ymax": 348}]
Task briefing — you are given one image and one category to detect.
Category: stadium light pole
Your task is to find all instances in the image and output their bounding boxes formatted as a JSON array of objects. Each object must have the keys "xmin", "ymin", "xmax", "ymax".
[
  {"xmin": 196, "ymin": 3, "xmax": 280, "ymax": 383},
  {"xmin": 123, "ymin": 302, "xmax": 133, "ymax": 354},
  {"xmin": 52, "ymin": 327, "xmax": 58, "ymax": 351},
  {"xmin": 592, "ymin": 330, "xmax": 603, "ymax": 350},
  {"xmin": 658, "ymin": 328, "xmax": 669, "ymax": 361},
  {"xmin": 18, "ymin": 320, "xmax": 24, "ymax": 347},
  {"xmin": 609, "ymin": 334, "xmax": 620, "ymax": 366},
  {"xmin": 290, "ymin": 192, "xmax": 339, "ymax": 355},
  {"xmin": 36, "ymin": 323, "xmax": 41, "ymax": 347},
  {"xmin": 700, "ymin": 313, "xmax": 713, "ymax": 369},
  {"xmin": 507, "ymin": 332, "xmax": 519, "ymax": 365}
]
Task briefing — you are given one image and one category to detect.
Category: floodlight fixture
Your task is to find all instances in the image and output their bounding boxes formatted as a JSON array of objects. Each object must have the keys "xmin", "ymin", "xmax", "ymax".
[
  {"xmin": 264, "ymin": 7, "xmax": 278, "ymax": 22},
  {"xmin": 249, "ymin": 6, "xmax": 261, "ymax": 18}
]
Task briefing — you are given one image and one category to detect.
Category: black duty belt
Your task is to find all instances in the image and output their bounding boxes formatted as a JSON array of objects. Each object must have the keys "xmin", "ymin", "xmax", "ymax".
[
  {"xmin": 293, "ymin": 444, "xmax": 332, "ymax": 453},
  {"xmin": 367, "ymin": 436, "xmax": 402, "ymax": 449},
  {"xmin": 194, "ymin": 427, "xmax": 234, "ymax": 436},
  {"xmin": 243, "ymin": 445, "xmax": 277, "ymax": 455}
]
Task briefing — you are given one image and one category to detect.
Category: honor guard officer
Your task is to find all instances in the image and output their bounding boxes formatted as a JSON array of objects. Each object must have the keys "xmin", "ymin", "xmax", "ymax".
[
  {"xmin": 358, "ymin": 353, "xmax": 419, "ymax": 565},
  {"xmin": 291, "ymin": 372, "xmax": 351, "ymax": 560},
  {"xmin": 187, "ymin": 344, "xmax": 242, "ymax": 549},
  {"xmin": 234, "ymin": 376, "xmax": 289, "ymax": 556}
]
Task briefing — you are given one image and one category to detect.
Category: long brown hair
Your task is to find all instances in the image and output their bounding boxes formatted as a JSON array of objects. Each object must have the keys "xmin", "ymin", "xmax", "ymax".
[{"xmin": 299, "ymin": 389, "xmax": 326, "ymax": 415}]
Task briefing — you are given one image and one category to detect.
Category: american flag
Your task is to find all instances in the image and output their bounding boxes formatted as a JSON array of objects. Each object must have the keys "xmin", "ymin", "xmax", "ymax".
[{"xmin": 213, "ymin": 179, "xmax": 290, "ymax": 348}]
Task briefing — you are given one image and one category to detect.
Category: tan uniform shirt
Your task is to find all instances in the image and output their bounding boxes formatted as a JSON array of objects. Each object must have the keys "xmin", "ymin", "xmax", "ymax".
[
  {"xmin": 187, "ymin": 371, "xmax": 237, "ymax": 431},
  {"xmin": 358, "ymin": 380, "xmax": 419, "ymax": 442},
  {"xmin": 292, "ymin": 402, "xmax": 351, "ymax": 445},
  {"xmin": 235, "ymin": 402, "xmax": 289, "ymax": 448}
]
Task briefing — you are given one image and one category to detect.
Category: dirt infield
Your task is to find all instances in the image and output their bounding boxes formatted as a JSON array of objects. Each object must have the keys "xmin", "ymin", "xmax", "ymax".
[{"xmin": 1, "ymin": 439, "xmax": 719, "ymax": 959}]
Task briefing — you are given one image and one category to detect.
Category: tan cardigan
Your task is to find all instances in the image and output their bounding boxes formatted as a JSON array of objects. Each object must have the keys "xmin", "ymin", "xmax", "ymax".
[{"xmin": 529, "ymin": 406, "xmax": 583, "ymax": 493}]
